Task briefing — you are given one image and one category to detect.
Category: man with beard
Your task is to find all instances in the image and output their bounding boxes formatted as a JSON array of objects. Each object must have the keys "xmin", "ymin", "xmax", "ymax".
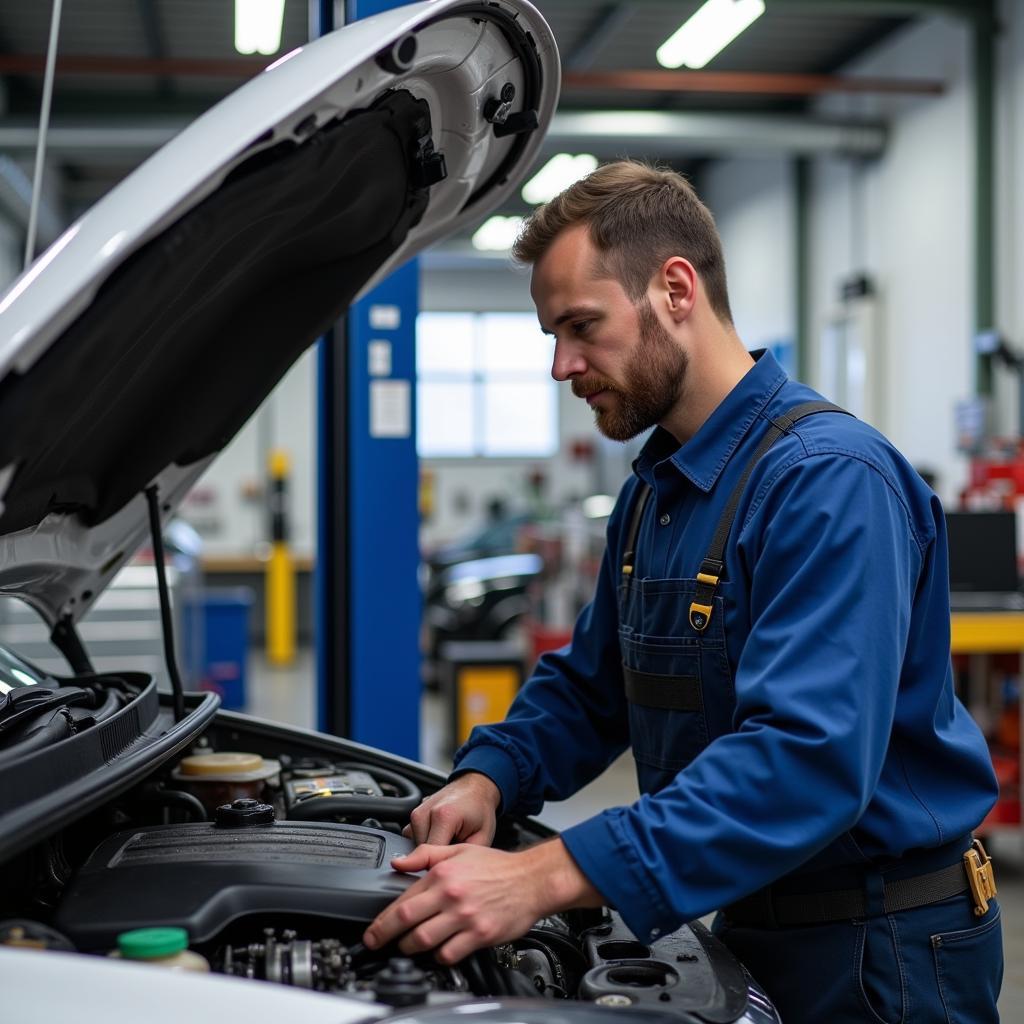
[{"xmin": 365, "ymin": 161, "xmax": 1002, "ymax": 1022}]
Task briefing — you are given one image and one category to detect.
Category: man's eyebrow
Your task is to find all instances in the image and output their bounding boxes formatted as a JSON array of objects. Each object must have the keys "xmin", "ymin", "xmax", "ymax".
[{"xmin": 538, "ymin": 306, "xmax": 602, "ymax": 335}]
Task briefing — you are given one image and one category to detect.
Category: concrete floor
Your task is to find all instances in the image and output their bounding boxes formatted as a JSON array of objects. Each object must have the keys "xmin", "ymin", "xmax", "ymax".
[{"xmin": 246, "ymin": 650, "xmax": 1023, "ymax": 1018}]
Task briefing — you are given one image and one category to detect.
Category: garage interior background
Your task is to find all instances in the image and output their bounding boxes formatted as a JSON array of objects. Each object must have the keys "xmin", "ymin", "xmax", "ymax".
[{"xmin": 0, "ymin": 1, "xmax": 1022, "ymax": 1004}]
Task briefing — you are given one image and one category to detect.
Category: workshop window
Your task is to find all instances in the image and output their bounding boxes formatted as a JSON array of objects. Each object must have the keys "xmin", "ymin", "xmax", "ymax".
[{"xmin": 416, "ymin": 312, "xmax": 557, "ymax": 458}]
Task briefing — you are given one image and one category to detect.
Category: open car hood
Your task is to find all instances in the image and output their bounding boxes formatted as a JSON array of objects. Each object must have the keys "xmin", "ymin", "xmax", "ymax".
[{"xmin": 0, "ymin": 0, "xmax": 558, "ymax": 628}]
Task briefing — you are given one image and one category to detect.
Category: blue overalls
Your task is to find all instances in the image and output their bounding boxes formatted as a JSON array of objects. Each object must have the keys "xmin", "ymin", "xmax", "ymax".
[{"xmin": 453, "ymin": 350, "xmax": 1002, "ymax": 1022}]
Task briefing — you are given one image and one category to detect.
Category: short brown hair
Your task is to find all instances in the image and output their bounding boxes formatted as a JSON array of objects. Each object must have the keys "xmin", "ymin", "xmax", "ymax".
[{"xmin": 512, "ymin": 160, "xmax": 733, "ymax": 323}]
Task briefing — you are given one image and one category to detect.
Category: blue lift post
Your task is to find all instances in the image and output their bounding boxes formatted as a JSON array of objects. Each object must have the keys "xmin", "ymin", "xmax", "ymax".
[{"xmin": 315, "ymin": 0, "xmax": 421, "ymax": 758}]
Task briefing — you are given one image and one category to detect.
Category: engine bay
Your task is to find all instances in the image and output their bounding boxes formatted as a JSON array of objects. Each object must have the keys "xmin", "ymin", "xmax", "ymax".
[{"xmin": 0, "ymin": 680, "xmax": 765, "ymax": 1023}]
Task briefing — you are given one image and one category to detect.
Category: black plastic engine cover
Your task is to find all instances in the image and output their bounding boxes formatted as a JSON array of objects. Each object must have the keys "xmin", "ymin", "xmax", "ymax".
[
  {"xmin": 56, "ymin": 820, "xmax": 414, "ymax": 949},
  {"xmin": 579, "ymin": 916, "xmax": 751, "ymax": 1023}
]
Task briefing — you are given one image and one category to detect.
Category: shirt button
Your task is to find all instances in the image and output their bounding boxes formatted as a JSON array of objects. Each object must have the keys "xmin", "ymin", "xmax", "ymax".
[{"xmin": 659, "ymin": 513, "xmax": 671, "ymax": 526}]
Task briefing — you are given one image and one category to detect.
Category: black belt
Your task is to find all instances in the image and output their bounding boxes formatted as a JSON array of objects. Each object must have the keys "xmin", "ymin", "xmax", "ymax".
[{"xmin": 723, "ymin": 837, "xmax": 987, "ymax": 928}]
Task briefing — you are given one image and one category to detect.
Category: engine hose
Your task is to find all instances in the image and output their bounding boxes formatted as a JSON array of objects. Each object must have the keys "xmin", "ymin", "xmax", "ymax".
[
  {"xmin": 524, "ymin": 927, "xmax": 588, "ymax": 975},
  {"xmin": 503, "ymin": 964, "xmax": 545, "ymax": 998},
  {"xmin": 289, "ymin": 795, "xmax": 415, "ymax": 822},
  {"xmin": 512, "ymin": 938, "xmax": 568, "ymax": 996},
  {"xmin": 0, "ymin": 708, "xmax": 73, "ymax": 763},
  {"xmin": 138, "ymin": 788, "xmax": 208, "ymax": 822},
  {"xmin": 460, "ymin": 952, "xmax": 490, "ymax": 995},
  {"xmin": 92, "ymin": 688, "xmax": 123, "ymax": 723},
  {"xmin": 479, "ymin": 950, "xmax": 516, "ymax": 996}
]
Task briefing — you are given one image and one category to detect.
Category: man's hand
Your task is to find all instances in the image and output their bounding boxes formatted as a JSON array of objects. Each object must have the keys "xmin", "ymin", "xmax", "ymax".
[
  {"xmin": 403, "ymin": 772, "xmax": 501, "ymax": 846},
  {"xmin": 363, "ymin": 839, "xmax": 604, "ymax": 965}
]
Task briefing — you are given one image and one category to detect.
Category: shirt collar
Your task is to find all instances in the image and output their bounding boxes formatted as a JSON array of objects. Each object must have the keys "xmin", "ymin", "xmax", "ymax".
[{"xmin": 634, "ymin": 348, "xmax": 788, "ymax": 493}]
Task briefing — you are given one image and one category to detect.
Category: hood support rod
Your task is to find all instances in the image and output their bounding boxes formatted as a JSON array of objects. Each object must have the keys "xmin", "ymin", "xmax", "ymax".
[
  {"xmin": 145, "ymin": 485, "xmax": 185, "ymax": 723},
  {"xmin": 24, "ymin": 0, "xmax": 63, "ymax": 269},
  {"xmin": 50, "ymin": 616, "xmax": 93, "ymax": 676}
]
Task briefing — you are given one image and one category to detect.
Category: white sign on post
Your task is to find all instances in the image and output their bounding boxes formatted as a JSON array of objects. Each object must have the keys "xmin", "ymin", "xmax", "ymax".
[
  {"xmin": 369, "ymin": 304, "xmax": 402, "ymax": 330},
  {"xmin": 368, "ymin": 340, "xmax": 392, "ymax": 377},
  {"xmin": 370, "ymin": 379, "xmax": 411, "ymax": 438}
]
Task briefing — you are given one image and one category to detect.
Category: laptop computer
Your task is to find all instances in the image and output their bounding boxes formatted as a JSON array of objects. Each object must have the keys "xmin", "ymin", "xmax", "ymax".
[{"xmin": 946, "ymin": 510, "xmax": 1024, "ymax": 611}]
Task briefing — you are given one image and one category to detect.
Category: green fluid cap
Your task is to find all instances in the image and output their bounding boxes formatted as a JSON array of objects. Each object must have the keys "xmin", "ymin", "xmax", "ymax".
[{"xmin": 117, "ymin": 927, "xmax": 189, "ymax": 960}]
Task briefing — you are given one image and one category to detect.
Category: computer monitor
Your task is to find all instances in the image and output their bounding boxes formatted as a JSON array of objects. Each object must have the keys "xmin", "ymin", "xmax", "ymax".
[{"xmin": 945, "ymin": 511, "xmax": 1019, "ymax": 593}]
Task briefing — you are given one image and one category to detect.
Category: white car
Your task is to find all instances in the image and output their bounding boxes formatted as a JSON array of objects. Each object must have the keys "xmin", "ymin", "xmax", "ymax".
[{"xmin": 0, "ymin": 3, "xmax": 779, "ymax": 1021}]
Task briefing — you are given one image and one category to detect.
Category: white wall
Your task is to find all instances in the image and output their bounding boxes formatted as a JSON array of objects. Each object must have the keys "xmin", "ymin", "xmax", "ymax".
[
  {"xmin": 809, "ymin": 14, "xmax": 973, "ymax": 500},
  {"xmin": 700, "ymin": 156, "xmax": 796, "ymax": 354}
]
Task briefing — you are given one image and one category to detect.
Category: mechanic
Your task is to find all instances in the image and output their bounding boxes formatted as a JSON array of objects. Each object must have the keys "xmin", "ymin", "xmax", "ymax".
[{"xmin": 364, "ymin": 161, "xmax": 1003, "ymax": 1022}]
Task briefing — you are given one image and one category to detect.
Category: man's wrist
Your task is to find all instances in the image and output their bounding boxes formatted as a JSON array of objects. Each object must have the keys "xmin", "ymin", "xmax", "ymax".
[
  {"xmin": 522, "ymin": 838, "xmax": 605, "ymax": 915},
  {"xmin": 451, "ymin": 770, "xmax": 502, "ymax": 810}
]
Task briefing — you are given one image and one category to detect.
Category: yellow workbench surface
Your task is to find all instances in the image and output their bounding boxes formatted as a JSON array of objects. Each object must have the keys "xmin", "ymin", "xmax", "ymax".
[{"xmin": 951, "ymin": 612, "xmax": 1024, "ymax": 653}]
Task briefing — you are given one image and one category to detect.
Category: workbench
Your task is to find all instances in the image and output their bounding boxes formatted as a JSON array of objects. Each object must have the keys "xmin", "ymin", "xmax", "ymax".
[
  {"xmin": 951, "ymin": 611, "xmax": 1024, "ymax": 653},
  {"xmin": 951, "ymin": 612, "xmax": 1024, "ymax": 831}
]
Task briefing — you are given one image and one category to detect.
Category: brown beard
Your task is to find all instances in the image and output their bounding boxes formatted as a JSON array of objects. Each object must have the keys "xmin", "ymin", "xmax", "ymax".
[{"xmin": 572, "ymin": 299, "xmax": 688, "ymax": 442}]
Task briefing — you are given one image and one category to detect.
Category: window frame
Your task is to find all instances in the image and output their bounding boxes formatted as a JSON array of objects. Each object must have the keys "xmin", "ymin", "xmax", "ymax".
[{"xmin": 416, "ymin": 311, "xmax": 558, "ymax": 460}]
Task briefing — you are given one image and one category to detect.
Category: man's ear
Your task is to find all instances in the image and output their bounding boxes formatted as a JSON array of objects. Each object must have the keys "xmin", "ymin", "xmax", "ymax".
[{"xmin": 659, "ymin": 257, "xmax": 697, "ymax": 324}]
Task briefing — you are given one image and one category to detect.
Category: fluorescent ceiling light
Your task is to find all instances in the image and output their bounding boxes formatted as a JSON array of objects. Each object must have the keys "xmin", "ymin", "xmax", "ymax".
[
  {"xmin": 521, "ymin": 153, "xmax": 599, "ymax": 205},
  {"xmin": 235, "ymin": 0, "xmax": 286, "ymax": 56},
  {"xmin": 471, "ymin": 215, "xmax": 525, "ymax": 252},
  {"xmin": 656, "ymin": 0, "xmax": 765, "ymax": 70}
]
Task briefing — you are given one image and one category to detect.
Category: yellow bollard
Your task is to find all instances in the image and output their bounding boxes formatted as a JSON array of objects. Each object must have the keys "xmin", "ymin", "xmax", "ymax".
[{"xmin": 266, "ymin": 449, "xmax": 296, "ymax": 666}]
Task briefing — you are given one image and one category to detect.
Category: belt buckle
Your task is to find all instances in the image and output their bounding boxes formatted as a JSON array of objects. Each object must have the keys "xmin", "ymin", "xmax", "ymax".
[{"xmin": 963, "ymin": 839, "xmax": 997, "ymax": 917}]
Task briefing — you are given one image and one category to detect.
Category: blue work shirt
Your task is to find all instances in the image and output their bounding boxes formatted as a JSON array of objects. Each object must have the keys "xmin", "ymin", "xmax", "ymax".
[{"xmin": 452, "ymin": 349, "xmax": 997, "ymax": 943}]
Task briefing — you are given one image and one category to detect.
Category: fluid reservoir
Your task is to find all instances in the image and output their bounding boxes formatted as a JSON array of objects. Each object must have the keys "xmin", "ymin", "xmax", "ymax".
[
  {"xmin": 111, "ymin": 928, "xmax": 210, "ymax": 972},
  {"xmin": 172, "ymin": 751, "xmax": 281, "ymax": 812}
]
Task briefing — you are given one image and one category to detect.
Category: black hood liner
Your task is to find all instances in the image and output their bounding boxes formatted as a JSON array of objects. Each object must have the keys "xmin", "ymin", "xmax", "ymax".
[{"xmin": 0, "ymin": 90, "xmax": 431, "ymax": 534}]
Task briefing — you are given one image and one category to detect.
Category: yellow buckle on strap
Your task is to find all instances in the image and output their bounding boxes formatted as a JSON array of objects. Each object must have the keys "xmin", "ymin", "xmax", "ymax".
[
  {"xmin": 696, "ymin": 572, "xmax": 720, "ymax": 587},
  {"xmin": 964, "ymin": 839, "xmax": 997, "ymax": 916},
  {"xmin": 622, "ymin": 565, "xmax": 633, "ymax": 576},
  {"xmin": 689, "ymin": 602, "xmax": 713, "ymax": 632}
]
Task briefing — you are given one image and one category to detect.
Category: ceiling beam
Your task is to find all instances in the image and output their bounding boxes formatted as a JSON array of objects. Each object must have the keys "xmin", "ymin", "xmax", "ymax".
[
  {"xmin": 0, "ymin": 55, "xmax": 944, "ymax": 100},
  {"xmin": 0, "ymin": 55, "xmax": 269, "ymax": 79},
  {"xmin": 620, "ymin": 0, "xmax": 985, "ymax": 12},
  {"xmin": 0, "ymin": 122, "xmax": 186, "ymax": 154},
  {"xmin": 564, "ymin": 69, "xmax": 944, "ymax": 97},
  {"xmin": 545, "ymin": 110, "xmax": 886, "ymax": 158},
  {"xmin": 0, "ymin": 110, "xmax": 885, "ymax": 159}
]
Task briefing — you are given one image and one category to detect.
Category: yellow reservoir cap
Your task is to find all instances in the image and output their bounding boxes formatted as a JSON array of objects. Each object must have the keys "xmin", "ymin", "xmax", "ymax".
[{"xmin": 179, "ymin": 752, "xmax": 265, "ymax": 776}]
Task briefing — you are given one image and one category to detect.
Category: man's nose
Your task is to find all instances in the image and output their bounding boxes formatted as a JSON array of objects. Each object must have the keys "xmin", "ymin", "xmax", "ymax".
[{"xmin": 551, "ymin": 341, "xmax": 586, "ymax": 382}]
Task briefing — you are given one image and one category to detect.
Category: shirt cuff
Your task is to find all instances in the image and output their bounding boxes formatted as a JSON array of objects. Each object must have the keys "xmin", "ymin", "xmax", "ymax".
[
  {"xmin": 561, "ymin": 810, "xmax": 674, "ymax": 943},
  {"xmin": 449, "ymin": 745, "xmax": 521, "ymax": 816}
]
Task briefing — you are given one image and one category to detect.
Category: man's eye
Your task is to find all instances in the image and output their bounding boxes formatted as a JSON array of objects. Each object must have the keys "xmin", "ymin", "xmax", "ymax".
[{"xmin": 573, "ymin": 321, "xmax": 592, "ymax": 336}]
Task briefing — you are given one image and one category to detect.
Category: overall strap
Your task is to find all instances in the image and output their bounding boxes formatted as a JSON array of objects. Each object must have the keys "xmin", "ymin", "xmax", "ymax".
[
  {"xmin": 621, "ymin": 482, "xmax": 653, "ymax": 581},
  {"xmin": 689, "ymin": 401, "xmax": 852, "ymax": 632}
]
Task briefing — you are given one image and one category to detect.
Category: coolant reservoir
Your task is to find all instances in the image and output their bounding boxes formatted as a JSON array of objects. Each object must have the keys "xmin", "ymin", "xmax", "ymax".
[
  {"xmin": 110, "ymin": 928, "xmax": 210, "ymax": 972},
  {"xmin": 172, "ymin": 751, "xmax": 281, "ymax": 812}
]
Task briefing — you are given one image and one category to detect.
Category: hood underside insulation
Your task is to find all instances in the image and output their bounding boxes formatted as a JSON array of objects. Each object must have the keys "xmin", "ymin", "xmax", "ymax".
[{"xmin": 0, "ymin": 90, "xmax": 431, "ymax": 535}]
